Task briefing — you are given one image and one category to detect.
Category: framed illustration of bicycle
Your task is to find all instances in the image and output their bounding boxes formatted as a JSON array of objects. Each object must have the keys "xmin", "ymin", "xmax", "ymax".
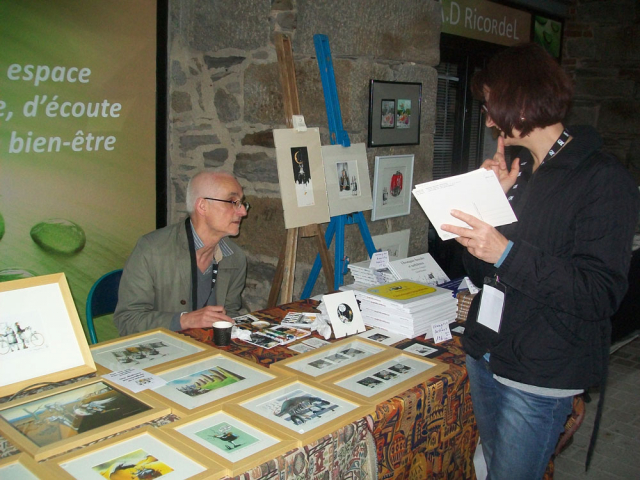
[{"xmin": 0, "ymin": 273, "xmax": 96, "ymax": 398}]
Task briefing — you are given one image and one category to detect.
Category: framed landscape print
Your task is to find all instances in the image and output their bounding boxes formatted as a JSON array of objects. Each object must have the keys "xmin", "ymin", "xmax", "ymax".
[
  {"xmin": 273, "ymin": 127, "xmax": 330, "ymax": 229},
  {"xmin": 270, "ymin": 337, "xmax": 389, "ymax": 383},
  {"xmin": 0, "ymin": 273, "xmax": 96, "ymax": 398},
  {"xmin": 371, "ymin": 154, "xmax": 414, "ymax": 221},
  {"xmin": 163, "ymin": 404, "xmax": 297, "ymax": 476},
  {"xmin": 0, "ymin": 453, "xmax": 53, "ymax": 479},
  {"xmin": 145, "ymin": 351, "xmax": 289, "ymax": 417},
  {"xmin": 321, "ymin": 143, "xmax": 373, "ymax": 217},
  {"xmin": 368, "ymin": 80, "xmax": 422, "ymax": 147},
  {"xmin": 324, "ymin": 351, "xmax": 448, "ymax": 404},
  {"xmin": 227, "ymin": 379, "xmax": 371, "ymax": 446},
  {"xmin": 90, "ymin": 328, "xmax": 211, "ymax": 374},
  {"xmin": 0, "ymin": 378, "xmax": 168, "ymax": 461},
  {"xmin": 47, "ymin": 426, "xmax": 226, "ymax": 480}
]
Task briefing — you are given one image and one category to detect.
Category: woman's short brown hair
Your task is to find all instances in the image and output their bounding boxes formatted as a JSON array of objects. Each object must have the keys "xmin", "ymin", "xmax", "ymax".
[{"xmin": 471, "ymin": 43, "xmax": 573, "ymax": 138}]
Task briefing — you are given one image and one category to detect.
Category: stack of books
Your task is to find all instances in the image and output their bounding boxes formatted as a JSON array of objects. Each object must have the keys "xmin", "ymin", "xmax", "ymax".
[
  {"xmin": 347, "ymin": 258, "xmax": 397, "ymax": 286},
  {"xmin": 342, "ymin": 279, "xmax": 458, "ymax": 338}
]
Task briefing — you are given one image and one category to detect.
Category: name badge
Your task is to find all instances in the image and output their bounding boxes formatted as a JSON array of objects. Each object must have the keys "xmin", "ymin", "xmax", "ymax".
[{"xmin": 477, "ymin": 276, "xmax": 505, "ymax": 333}]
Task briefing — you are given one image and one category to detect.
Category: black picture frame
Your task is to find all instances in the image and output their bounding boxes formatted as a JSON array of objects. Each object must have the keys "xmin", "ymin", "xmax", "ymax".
[{"xmin": 368, "ymin": 80, "xmax": 422, "ymax": 147}]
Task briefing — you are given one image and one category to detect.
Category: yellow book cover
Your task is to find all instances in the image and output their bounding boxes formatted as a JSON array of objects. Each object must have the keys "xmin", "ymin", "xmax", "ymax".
[{"xmin": 366, "ymin": 281, "xmax": 436, "ymax": 301}]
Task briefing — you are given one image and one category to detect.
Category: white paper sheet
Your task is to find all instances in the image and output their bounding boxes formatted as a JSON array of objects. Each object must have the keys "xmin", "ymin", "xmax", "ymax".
[{"xmin": 412, "ymin": 169, "xmax": 517, "ymax": 240}]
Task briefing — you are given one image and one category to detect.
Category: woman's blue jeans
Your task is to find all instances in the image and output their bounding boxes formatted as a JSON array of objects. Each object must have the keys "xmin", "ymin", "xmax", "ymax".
[{"xmin": 466, "ymin": 354, "xmax": 573, "ymax": 480}]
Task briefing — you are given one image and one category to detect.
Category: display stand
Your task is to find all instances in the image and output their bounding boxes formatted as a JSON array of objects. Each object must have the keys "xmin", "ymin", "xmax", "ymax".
[
  {"xmin": 267, "ymin": 33, "xmax": 334, "ymax": 308},
  {"xmin": 301, "ymin": 34, "xmax": 376, "ymax": 299}
]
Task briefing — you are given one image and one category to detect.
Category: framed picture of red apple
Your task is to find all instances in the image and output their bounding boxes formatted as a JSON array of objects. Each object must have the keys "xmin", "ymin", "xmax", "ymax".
[
  {"xmin": 371, "ymin": 154, "xmax": 414, "ymax": 221},
  {"xmin": 368, "ymin": 80, "xmax": 422, "ymax": 147}
]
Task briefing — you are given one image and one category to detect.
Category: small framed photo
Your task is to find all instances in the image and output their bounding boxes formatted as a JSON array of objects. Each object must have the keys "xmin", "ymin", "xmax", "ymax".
[
  {"xmin": 144, "ymin": 351, "xmax": 290, "ymax": 417},
  {"xmin": 321, "ymin": 290, "xmax": 366, "ymax": 338},
  {"xmin": 372, "ymin": 229, "xmax": 411, "ymax": 259},
  {"xmin": 322, "ymin": 143, "xmax": 373, "ymax": 216},
  {"xmin": 90, "ymin": 328, "xmax": 212, "ymax": 374},
  {"xmin": 371, "ymin": 154, "xmax": 414, "ymax": 221},
  {"xmin": 368, "ymin": 80, "xmax": 422, "ymax": 147},
  {"xmin": 46, "ymin": 426, "xmax": 226, "ymax": 480},
  {"xmin": 270, "ymin": 337, "xmax": 389, "ymax": 383},
  {"xmin": 356, "ymin": 327, "xmax": 409, "ymax": 346},
  {"xmin": 0, "ymin": 273, "xmax": 96, "ymax": 398},
  {"xmin": 0, "ymin": 378, "xmax": 169, "ymax": 461},
  {"xmin": 227, "ymin": 379, "xmax": 371, "ymax": 446},
  {"xmin": 0, "ymin": 452, "xmax": 53, "ymax": 479},
  {"xmin": 323, "ymin": 351, "xmax": 448, "ymax": 405},
  {"xmin": 397, "ymin": 339, "xmax": 447, "ymax": 359},
  {"xmin": 162, "ymin": 404, "xmax": 297, "ymax": 476}
]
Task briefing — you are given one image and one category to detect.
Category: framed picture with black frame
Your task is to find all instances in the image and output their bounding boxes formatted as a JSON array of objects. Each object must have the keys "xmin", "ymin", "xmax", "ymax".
[{"xmin": 368, "ymin": 80, "xmax": 422, "ymax": 147}]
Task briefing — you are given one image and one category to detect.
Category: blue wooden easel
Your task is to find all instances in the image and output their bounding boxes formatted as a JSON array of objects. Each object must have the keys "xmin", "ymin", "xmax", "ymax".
[{"xmin": 301, "ymin": 34, "xmax": 377, "ymax": 298}]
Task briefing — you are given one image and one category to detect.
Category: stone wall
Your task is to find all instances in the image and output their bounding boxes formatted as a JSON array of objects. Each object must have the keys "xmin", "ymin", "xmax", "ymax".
[
  {"xmin": 563, "ymin": 0, "xmax": 640, "ymax": 183},
  {"xmin": 167, "ymin": 0, "xmax": 442, "ymax": 311}
]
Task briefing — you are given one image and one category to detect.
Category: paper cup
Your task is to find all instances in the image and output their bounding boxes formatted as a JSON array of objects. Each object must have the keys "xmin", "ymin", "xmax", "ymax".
[{"xmin": 213, "ymin": 321, "xmax": 233, "ymax": 347}]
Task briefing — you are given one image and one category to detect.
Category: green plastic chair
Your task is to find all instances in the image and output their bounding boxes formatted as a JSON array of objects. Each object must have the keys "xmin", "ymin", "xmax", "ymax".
[{"xmin": 85, "ymin": 269, "xmax": 123, "ymax": 344}]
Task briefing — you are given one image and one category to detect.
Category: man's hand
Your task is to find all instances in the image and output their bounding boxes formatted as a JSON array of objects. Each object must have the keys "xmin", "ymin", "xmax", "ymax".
[
  {"xmin": 441, "ymin": 210, "xmax": 509, "ymax": 264},
  {"xmin": 180, "ymin": 305, "xmax": 233, "ymax": 329},
  {"xmin": 482, "ymin": 136, "xmax": 520, "ymax": 194}
]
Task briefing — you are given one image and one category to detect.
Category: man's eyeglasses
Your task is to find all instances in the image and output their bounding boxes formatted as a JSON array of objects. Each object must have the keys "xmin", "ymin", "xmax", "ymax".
[{"xmin": 203, "ymin": 197, "xmax": 250, "ymax": 211}]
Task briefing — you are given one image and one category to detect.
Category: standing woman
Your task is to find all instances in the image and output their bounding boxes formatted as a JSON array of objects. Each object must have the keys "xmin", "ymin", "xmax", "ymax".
[{"xmin": 441, "ymin": 43, "xmax": 639, "ymax": 479}]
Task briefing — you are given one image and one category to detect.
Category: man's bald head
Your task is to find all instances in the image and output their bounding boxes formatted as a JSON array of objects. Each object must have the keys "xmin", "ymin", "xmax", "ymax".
[{"xmin": 185, "ymin": 170, "xmax": 237, "ymax": 214}]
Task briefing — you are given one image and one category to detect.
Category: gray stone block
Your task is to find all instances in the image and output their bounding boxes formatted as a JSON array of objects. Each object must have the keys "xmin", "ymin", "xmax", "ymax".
[
  {"xmin": 203, "ymin": 149, "xmax": 228, "ymax": 168},
  {"xmin": 215, "ymin": 89, "xmax": 241, "ymax": 123},
  {"xmin": 243, "ymin": 63, "xmax": 285, "ymax": 125},
  {"xmin": 171, "ymin": 91, "xmax": 192, "ymax": 113},
  {"xmin": 234, "ymin": 152, "xmax": 279, "ymax": 183}
]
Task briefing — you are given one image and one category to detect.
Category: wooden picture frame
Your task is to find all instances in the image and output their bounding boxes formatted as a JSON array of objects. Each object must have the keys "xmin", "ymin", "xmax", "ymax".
[
  {"xmin": 45, "ymin": 426, "xmax": 227, "ymax": 480},
  {"xmin": 145, "ymin": 350, "xmax": 291, "ymax": 417},
  {"xmin": 227, "ymin": 378, "xmax": 372, "ymax": 447},
  {"xmin": 368, "ymin": 80, "xmax": 422, "ymax": 147},
  {"xmin": 162, "ymin": 404, "xmax": 297, "ymax": 476},
  {"xmin": 321, "ymin": 350, "xmax": 448, "ymax": 405},
  {"xmin": 0, "ymin": 452, "xmax": 58, "ymax": 479},
  {"xmin": 0, "ymin": 377, "xmax": 169, "ymax": 461},
  {"xmin": 273, "ymin": 127, "xmax": 330, "ymax": 229},
  {"xmin": 371, "ymin": 154, "xmax": 414, "ymax": 221},
  {"xmin": 90, "ymin": 328, "xmax": 213, "ymax": 374},
  {"xmin": 321, "ymin": 142, "xmax": 373, "ymax": 216},
  {"xmin": 269, "ymin": 337, "xmax": 391, "ymax": 383},
  {"xmin": 0, "ymin": 273, "xmax": 96, "ymax": 398}
]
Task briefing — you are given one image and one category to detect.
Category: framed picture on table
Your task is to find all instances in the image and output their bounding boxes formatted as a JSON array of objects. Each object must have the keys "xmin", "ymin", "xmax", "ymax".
[
  {"xmin": 0, "ymin": 273, "xmax": 96, "ymax": 398},
  {"xmin": 90, "ymin": 328, "xmax": 212, "ymax": 374},
  {"xmin": 371, "ymin": 154, "xmax": 414, "ymax": 221},
  {"xmin": 162, "ymin": 404, "xmax": 297, "ymax": 476},
  {"xmin": 321, "ymin": 350, "xmax": 448, "ymax": 405},
  {"xmin": 46, "ymin": 426, "xmax": 226, "ymax": 480},
  {"xmin": 144, "ymin": 351, "xmax": 291, "ymax": 417},
  {"xmin": 0, "ymin": 452, "xmax": 52, "ymax": 479},
  {"xmin": 368, "ymin": 80, "xmax": 422, "ymax": 147},
  {"xmin": 227, "ymin": 378, "xmax": 372, "ymax": 446},
  {"xmin": 270, "ymin": 337, "xmax": 389, "ymax": 383},
  {"xmin": 0, "ymin": 377, "xmax": 168, "ymax": 461}
]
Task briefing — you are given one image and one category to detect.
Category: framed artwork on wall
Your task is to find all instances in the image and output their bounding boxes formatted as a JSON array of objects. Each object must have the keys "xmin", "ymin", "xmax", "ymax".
[
  {"xmin": 371, "ymin": 154, "xmax": 414, "ymax": 221},
  {"xmin": 368, "ymin": 80, "xmax": 422, "ymax": 147},
  {"xmin": 0, "ymin": 273, "xmax": 96, "ymax": 398},
  {"xmin": 47, "ymin": 426, "xmax": 226, "ymax": 480},
  {"xmin": 321, "ymin": 143, "xmax": 373, "ymax": 216},
  {"xmin": 0, "ymin": 378, "xmax": 168, "ymax": 461}
]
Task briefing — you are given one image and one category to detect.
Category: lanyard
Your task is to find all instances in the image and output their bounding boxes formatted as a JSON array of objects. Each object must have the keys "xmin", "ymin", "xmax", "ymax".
[
  {"xmin": 541, "ymin": 129, "xmax": 570, "ymax": 165},
  {"xmin": 184, "ymin": 218, "xmax": 218, "ymax": 311}
]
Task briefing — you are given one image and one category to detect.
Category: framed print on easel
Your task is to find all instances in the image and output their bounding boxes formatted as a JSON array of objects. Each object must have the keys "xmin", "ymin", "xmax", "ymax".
[
  {"xmin": 371, "ymin": 154, "xmax": 414, "ymax": 221},
  {"xmin": 368, "ymin": 80, "xmax": 422, "ymax": 147}
]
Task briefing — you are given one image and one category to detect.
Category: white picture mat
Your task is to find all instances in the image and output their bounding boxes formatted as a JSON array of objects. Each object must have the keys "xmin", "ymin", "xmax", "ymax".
[
  {"xmin": 322, "ymin": 143, "xmax": 373, "ymax": 216},
  {"xmin": 356, "ymin": 327, "xmax": 410, "ymax": 345},
  {"xmin": 372, "ymin": 229, "xmax": 410, "ymax": 259},
  {"xmin": 283, "ymin": 340, "xmax": 384, "ymax": 377},
  {"xmin": 335, "ymin": 354, "xmax": 434, "ymax": 397},
  {"xmin": 322, "ymin": 290, "xmax": 366, "ymax": 338},
  {"xmin": 91, "ymin": 332, "xmax": 204, "ymax": 371},
  {"xmin": 0, "ymin": 463, "xmax": 39, "ymax": 480},
  {"xmin": 371, "ymin": 154, "xmax": 414, "ymax": 221},
  {"xmin": 0, "ymin": 283, "xmax": 85, "ymax": 387},
  {"xmin": 273, "ymin": 127, "xmax": 330, "ymax": 229},
  {"xmin": 176, "ymin": 411, "xmax": 279, "ymax": 462},
  {"xmin": 240, "ymin": 382, "xmax": 357, "ymax": 434},
  {"xmin": 59, "ymin": 432, "xmax": 205, "ymax": 479},
  {"xmin": 153, "ymin": 356, "xmax": 274, "ymax": 410}
]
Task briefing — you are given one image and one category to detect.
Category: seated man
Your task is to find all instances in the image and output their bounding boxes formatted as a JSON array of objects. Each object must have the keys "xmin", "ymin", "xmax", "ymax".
[{"xmin": 114, "ymin": 170, "xmax": 248, "ymax": 336}]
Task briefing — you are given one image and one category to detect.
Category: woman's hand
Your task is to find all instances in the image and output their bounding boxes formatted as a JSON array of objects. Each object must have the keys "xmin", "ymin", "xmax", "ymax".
[
  {"xmin": 482, "ymin": 136, "xmax": 520, "ymax": 194},
  {"xmin": 441, "ymin": 210, "xmax": 510, "ymax": 264}
]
